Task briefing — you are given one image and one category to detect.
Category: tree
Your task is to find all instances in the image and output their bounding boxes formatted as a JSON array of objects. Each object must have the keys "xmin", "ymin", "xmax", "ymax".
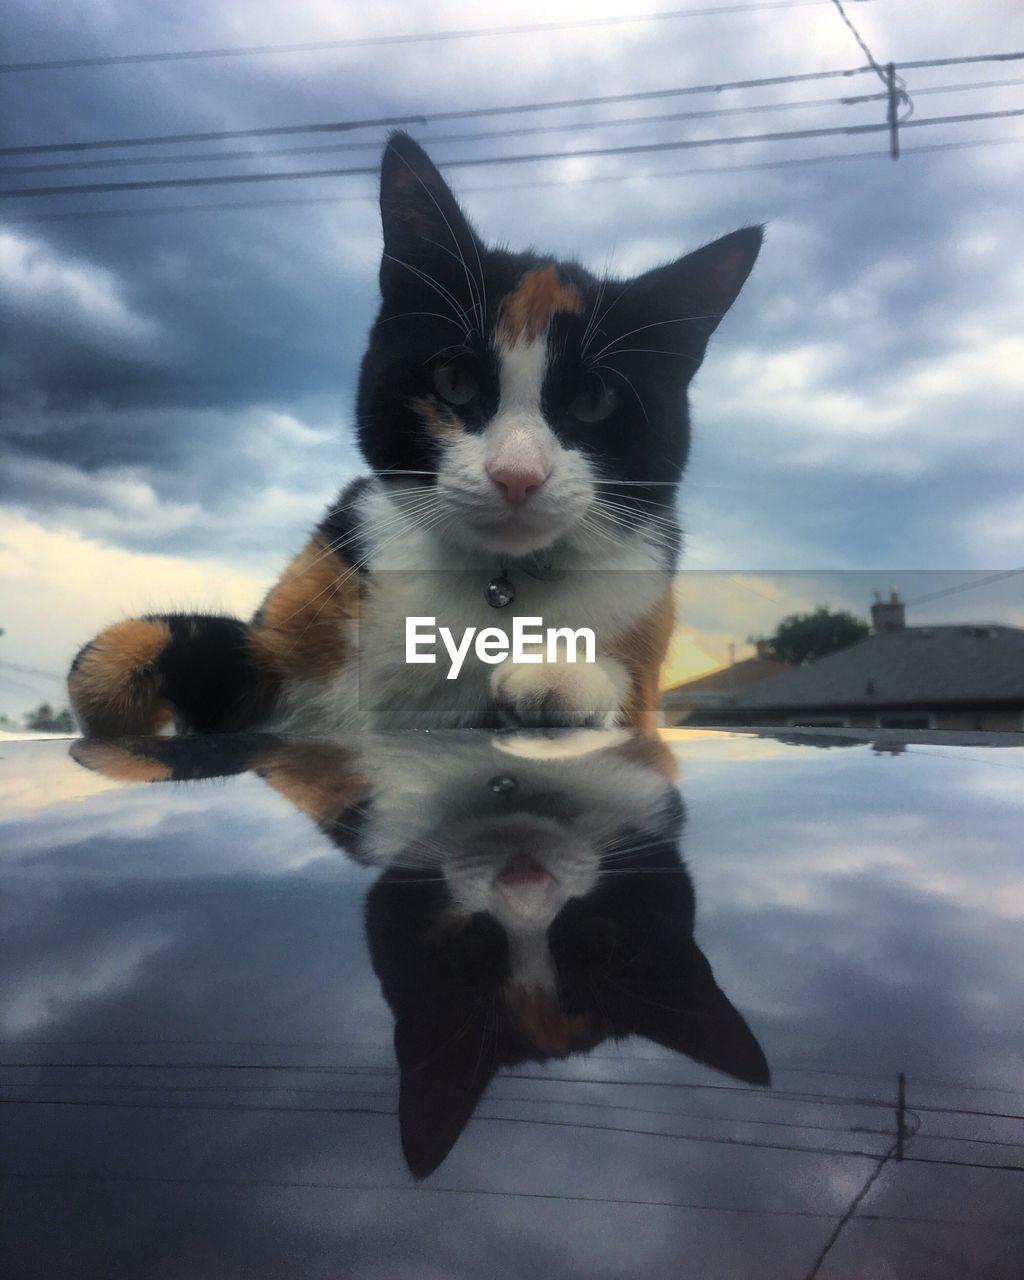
[
  {"xmin": 24, "ymin": 702, "xmax": 75, "ymax": 733},
  {"xmin": 751, "ymin": 606, "xmax": 869, "ymax": 666}
]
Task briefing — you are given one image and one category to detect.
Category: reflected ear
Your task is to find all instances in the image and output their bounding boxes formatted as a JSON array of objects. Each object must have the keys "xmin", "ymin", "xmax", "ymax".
[
  {"xmin": 379, "ymin": 130, "xmax": 481, "ymax": 294},
  {"xmin": 394, "ymin": 1008, "xmax": 498, "ymax": 1178},
  {"xmin": 633, "ymin": 225, "xmax": 763, "ymax": 345},
  {"xmin": 631, "ymin": 942, "xmax": 770, "ymax": 1085}
]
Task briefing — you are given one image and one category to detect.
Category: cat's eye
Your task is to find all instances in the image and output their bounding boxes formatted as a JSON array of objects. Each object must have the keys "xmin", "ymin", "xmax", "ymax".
[
  {"xmin": 433, "ymin": 361, "xmax": 478, "ymax": 406},
  {"xmin": 570, "ymin": 378, "xmax": 617, "ymax": 423}
]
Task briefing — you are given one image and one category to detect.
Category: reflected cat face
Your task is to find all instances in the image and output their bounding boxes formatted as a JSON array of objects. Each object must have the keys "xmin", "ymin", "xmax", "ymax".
[{"xmin": 361, "ymin": 731, "xmax": 769, "ymax": 1176}]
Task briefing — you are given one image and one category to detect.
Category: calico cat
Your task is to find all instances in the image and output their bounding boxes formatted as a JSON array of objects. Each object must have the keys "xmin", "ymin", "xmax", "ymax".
[
  {"xmin": 72, "ymin": 729, "xmax": 770, "ymax": 1178},
  {"xmin": 68, "ymin": 132, "xmax": 761, "ymax": 735}
]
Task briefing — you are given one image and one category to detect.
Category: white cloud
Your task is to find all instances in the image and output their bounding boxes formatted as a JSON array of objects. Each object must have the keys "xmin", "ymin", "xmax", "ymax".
[
  {"xmin": 0, "ymin": 511, "xmax": 268, "ymax": 701},
  {"xmin": 0, "ymin": 227, "xmax": 161, "ymax": 348},
  {"xmin": 1, "ymin": 925, "xmax": 174, "ymax": 1036},
  {"xmin": 2, "ymin": 453, "xmax": 203, "ymax": 538}
]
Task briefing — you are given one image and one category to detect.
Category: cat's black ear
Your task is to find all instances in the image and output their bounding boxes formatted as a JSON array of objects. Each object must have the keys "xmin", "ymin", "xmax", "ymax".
[
  {"xmin": 631, "ymin": 942, "xmax": 770, "ymax": 1085},
  {"xmin": 632, "ymin": 225, "xmax": 763, "ymax": 343},
  {"xmin": 379, "ymin": 131, "xmax": 481, "ymax": 295},
  {"xmin": 394, "ymin": 1008, "xmax": 498, "ymax": 1178}
]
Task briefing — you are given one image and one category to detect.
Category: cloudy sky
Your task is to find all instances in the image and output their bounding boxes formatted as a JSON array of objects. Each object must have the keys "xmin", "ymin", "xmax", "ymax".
[{"xmin": 1, "ymin": 0, "xmax": 1022, "ymax": 713}]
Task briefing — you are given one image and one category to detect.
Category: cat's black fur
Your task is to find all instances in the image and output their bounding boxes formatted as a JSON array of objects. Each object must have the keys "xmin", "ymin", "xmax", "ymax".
[
  {"xmin": 365, "ymin": 778, "xmax": 769, "ymax": 1178},
  {"xmin": 68, "ymin": 132, "xmax": 762, "ymax": 736},
  {"xmin": 358, "ymin": 133, "xmax": 762, "ymax": 564}
]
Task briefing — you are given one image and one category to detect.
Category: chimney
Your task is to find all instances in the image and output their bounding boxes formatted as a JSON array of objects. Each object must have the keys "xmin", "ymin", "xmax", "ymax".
[{"xmin": 871, "ymin": 588, "xmax": 906, "ymax": 632}]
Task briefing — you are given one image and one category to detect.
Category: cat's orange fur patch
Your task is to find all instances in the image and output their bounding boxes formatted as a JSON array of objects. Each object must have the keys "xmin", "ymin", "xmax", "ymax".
[
  {"xmin": 410, "ymin": 395, "xmax": 463, "ymax": 440},
  {"xmin": 498, "ymin": 264, "xmax": 583, "ymax": 348},
  {"xmin": 68, "ymin": 618, "xmax": 175, "ymax": 736},
  {"xmin": 249, "ymin": 535, "xmax": 358, "ymax": 681},
  {"xmin": 614, "ymin": 730, "xmax": 679, "ymax": 784},
  {"xmin": 607, "ymin": 586, "xmax": 677, "ymax": 734},
  {"xmin": 69, "ymin": 740, "xmax": 173, "ymax": 783},
  {"xmin": 506, "ymin": 986, "xmax": 593, "ymax": 1057},
  {"xmin": 256, "ymin": 741, "xmax": 367, "ymax": 827}
]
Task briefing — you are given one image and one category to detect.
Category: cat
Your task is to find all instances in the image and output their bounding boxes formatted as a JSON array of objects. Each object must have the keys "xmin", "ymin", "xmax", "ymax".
[
  {"xmin": 68, "ymin": 131, "xmax": 761, "ymax": 735},
  {"xmin": 72, "ymin": 728, "xmax": 770, "ymax": 1178}
]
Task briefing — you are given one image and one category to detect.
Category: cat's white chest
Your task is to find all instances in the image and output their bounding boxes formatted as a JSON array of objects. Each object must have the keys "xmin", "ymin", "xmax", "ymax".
[{"xmin": 276, "ymin": 489, "xmax": 668, "ymax": 732}]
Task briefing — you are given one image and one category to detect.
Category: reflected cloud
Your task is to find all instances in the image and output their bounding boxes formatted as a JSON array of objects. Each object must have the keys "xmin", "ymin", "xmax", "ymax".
[
  {"xmin": 69, "ymin": 729, "xmax": 770, "ymax": 1175},
  {"xmin": 3, "ymin": 729, "xmax": 1024, "ymax": 1278}
]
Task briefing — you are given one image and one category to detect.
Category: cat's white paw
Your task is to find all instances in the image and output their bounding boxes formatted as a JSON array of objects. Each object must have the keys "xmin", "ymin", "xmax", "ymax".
[{"xmin": 490, "ymin": 658, "xmax": 629, "ymax": 728}]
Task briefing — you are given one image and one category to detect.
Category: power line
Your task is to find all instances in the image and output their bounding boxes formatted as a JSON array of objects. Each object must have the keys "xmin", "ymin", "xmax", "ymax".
[
  {"xmin": 6, "ymin": 1042, "xmax": 1024, "ymax": 1097},
  {"xmin": 0, "ymin": 1061, "xmax": 887, "ymax": 1109},
  {"xmin": 8, "ymin": 1068, "xmax": 1021, "ymax": 1123},
  {"xmin": 0, "ymin": 1080, "xmax": 896, "ymax": 1137},
  {"xmin": 0, "ymin": 658, "xmax": 63, "ymax": 680},
  {"xmin": 828, "ymin": 0, "xmax": 889, "ymax": 87},
  {"xmin": 909, "ymin": 74, "xmax": 1024, "ymax": 98},
  {"xmin": 10, "ymin": 1080, "xmax": 1023, "ymax": 1148},
  {"xmin": 901, "ymin": 51, "xmax": 1024, "ymax": 72},
  {"xmin": 3, "ymin": 49, "xmax": 1021, "ymax": 160},
  {"xmin": 9, "ymin": 135, "xmax": 1021, "ymax": 223},
  {"xmin": 3, "ymin": 1168, "xmax": 1022, "ymax": 1230},
  {"xmin": 17, "ymin": 1060, "xmax": 1024, "ymax": 1122},
  {"xmin": 0, "ymin": 2, "xmax": 847, "ymax": 74},
  {"xmin": 0, "ymin": 65, "xmax": 878, "ymax": 157},
  {"xmin": 902, "ymin": 568, "xmax": 1024, "ymax": 608},
  {"xmin": 802, "ymin": 1136, "xmax": 902, "ymax": 1280},
  {"xmin": 0, "ymin": 1094, "xmax": 903, "ymax": 1162},
  {"xmin": 5, "ymin": 107, "xmax": 1021, "ymax": 200},
  {"xmin": 4, "ymin": 73, "xmax": 1014, "ymax": 178},
  {"xmin": 0, "ymin": 90, "xmax": 892, "ymax": 177}
]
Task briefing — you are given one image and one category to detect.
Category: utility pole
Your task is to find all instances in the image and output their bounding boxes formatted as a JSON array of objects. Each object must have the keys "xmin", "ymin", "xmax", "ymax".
[{"xmin": 885, "ymin": 62, "xmax": 900, "ymax": 159}]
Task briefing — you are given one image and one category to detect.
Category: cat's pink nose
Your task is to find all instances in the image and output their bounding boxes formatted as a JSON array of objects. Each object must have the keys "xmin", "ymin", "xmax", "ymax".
[{"xmin": 487, "ymin": 463, "xmax": 549, "ymax": 509}]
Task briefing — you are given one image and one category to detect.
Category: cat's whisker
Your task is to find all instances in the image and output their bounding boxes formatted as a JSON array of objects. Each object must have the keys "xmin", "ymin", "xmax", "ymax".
[
  {"xmin": 590, "ymin": 312, "xmax": 725, "ymax": 360},
  {"xmin": 591, "ymin": 480, "xmax": 677, "ymax": 488},
  {"xmin": 421, "ymin": 234, "xmax": 486, "ymax": 334},
  {"xmin": 381, "ymin": 252, "xmax": 474, "ymax": 337},
  {"xmin": 598, "ymin": 347, "xmax": 703, "ymax": 363},
  {"xmin": 597, "ymin": 866, "xmax": 691, "ymax": 877},
  {"xmin": 383, "ymin": 250, "xmax": 474, "ymax": 333},
  {"xmin": 597, "ymin": 833, "xmax": 678, "ymax": 858},
  {"xmin": 422, "ymin": 341, "xmax": 473, "ymax": 368},
  {"xmin": 390, "ymin": 132, "xmax": 486, "ymax": 327},
  {"xmin": 397, "ymin": 144, "xmax": 485, "ymax": 332},
  {"xmin": 600, "ymin": 972, "xmax": 703, "ymax": 1018},
  {"xmin": 375, "ymin": 876, "xmax": 445, "ymax": 885},
  {"xmin": 587, "ymin": 508, "xmax": 680, "ymax": 545},
  {"xmin": 578, "ymin": 275, "xmax": 608, "ymax": 358},
  {"xmin": 590, "ymin": 363, "xmax": 649, "ymax": 425},
  {"xmin": 584, "ymin": 276, "xmax": 641, "ymax": 355},
  {"xmin": 378, "ymin": 310, "xmax": 470, "ymax": 330},
  {"xmin": 590, "ymin": 495, "xmax": 681, "ymax": 527},
  {"xmin": 592, "ymin": 494, "xmax": 680, "ymax": 520},
  {"xmin": 294, "ymin": 491, "xmax": 442, "ymax": 581},
  {"xmin": 283, "ymin": 494, "xmax": 447, "ymax": 630},
  {"xmin": 592, "ymin": 511, "xmax": 681, "ymax": 541}
]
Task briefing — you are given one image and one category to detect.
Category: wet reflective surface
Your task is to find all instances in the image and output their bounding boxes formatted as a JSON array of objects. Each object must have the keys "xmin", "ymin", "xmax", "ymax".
[{"xmin": 2, "ymin": 729, "xmax": 1023, "ymax": 1278}]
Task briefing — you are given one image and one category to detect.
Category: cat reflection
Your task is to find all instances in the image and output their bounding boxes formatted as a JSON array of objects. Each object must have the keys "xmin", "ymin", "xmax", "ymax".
[
  {"xmin": 72, "ymin": 729, "xmax": 769, "ymax": 1178},
  {"xmin": 327, "ymin": 730, "xmax": 770, "ymax": 1176}
]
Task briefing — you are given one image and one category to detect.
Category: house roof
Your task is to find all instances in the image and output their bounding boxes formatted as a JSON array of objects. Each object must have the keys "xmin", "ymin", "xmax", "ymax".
[
  {"xmin": 663, "ymin": 656, "xmax": 790, "ymax": 702},
  {"xmin": 717, "ymin": 625, "xmax": 1024, "ymax": 712}
]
